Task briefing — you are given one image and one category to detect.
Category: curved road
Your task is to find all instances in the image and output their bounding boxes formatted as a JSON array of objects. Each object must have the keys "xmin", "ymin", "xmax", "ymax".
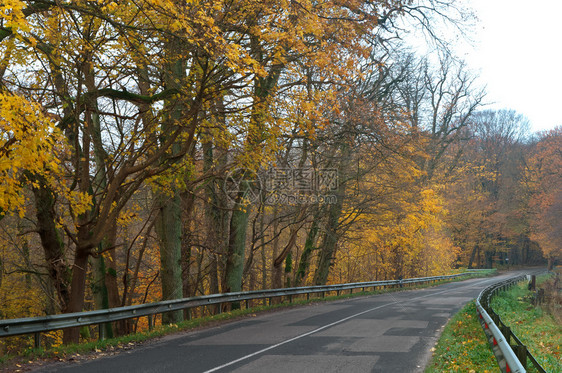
[{"xmin": 36, "ymin": 271, "xmax": 529, "ymax": 373}]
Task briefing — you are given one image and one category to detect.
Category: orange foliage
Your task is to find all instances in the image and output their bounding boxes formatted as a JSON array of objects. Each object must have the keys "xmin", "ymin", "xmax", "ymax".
[{"xmin": 527, "ymin": 127, "xmax": 562, "ymax": 267}]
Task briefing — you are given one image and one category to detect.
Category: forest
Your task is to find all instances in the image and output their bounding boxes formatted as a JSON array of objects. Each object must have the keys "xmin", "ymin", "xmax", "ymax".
[{"xmin": 0, "ymin": 0, "xmax": 560, "ymax": 352}]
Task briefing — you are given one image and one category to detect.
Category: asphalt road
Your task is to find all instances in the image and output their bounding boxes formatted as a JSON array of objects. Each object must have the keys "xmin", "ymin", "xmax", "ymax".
[{"xmin": 35, "ymin": 271, "xmax": 529, "ymax": 373}]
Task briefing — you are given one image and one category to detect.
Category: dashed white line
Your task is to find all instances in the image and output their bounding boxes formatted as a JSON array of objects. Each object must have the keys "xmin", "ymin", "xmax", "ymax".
[{"xmin": 202, "ymin": 276, "xmax": 502, "ymax": 372}]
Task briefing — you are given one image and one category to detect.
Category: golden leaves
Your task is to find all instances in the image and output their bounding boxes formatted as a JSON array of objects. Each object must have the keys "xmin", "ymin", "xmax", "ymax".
[
  {"xmin": 0, "ymin": 0, "xmax": 29, "ymax": 34},
  {"xmin": 0, "ymin": 92, "xmax": 65, "ymax": 216},
  {"xmin": 67, "ymin": 191, "xmax": 94, "ymax": 217}
]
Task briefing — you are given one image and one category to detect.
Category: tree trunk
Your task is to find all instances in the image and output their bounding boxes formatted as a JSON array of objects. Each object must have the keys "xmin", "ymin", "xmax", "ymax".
[
  {"xmin": 547, "ymin": 257, "xmax": 554, "ymax": 271},
  {"xmin": 467, "ymin": 245, "xmax": 478, "ymax": 269},
  {"xmin": 105, "ymin": 244, "xmax": 123, "ymax": 330},
  {"xmin": 313, "ymin": 190, "xmax": 345, "ymax": 285},
  {"xmin": 271, "ymin": 208, "xmax": 280, "ymax": 289},
  {"xmin": 295, "ymin": 218, "xmax": 319, "ymax": 287},
  {"xmin": 210, "ymin": 255, "xmax": 220, "ymax": 293},
  {"xmin": 485, "ymin": 250, "xmax": 493, "ymax": 269},
  {"xmin": 31, "ymin": 176, "xmax": 71, "ymax": 312},
  {"xmin": 92, "ymin": 254, "xmax": 113, "ymax": 339},
  {"xmin": 476, "ymin": 245, "xmax": 482, "ymax": 268},
  {"xmin": 225, "ymin": 181, "xmax": 251, "ymax": 296},
  {"xmin": 261, "ymin": 210, "xmax": 267, "ymax": 289},
  {"xmin": 272, "ymin": 263, "xmax": 283, "ymax": 290},
  {"xmin": 63, "ymin": 249, "xmax": 89, "ymax": 344},
  {"xmin": 155, "ymin": 190, "xmax": 184, "ymax": 323},
  {"xmin": 63, "ymin": 93, "xmax": 93, "ymax": 344},
  {"xmin": 154, "ymin": 38, "xmax": 188, "ymax": 324},
  {"xmin": 272, "ymin": 209, "xmax": 306, "ymax": 289},
  {"xmin": 202, "ymin": 135, "xmax": 228, "ymax": 297},
  {"xmin": 84, "ymin": 55, "xmax": 124, "ymax": 334},
  {"xmin": 181, "ymin": 186, "xmax": 195, "ymax": 319}
]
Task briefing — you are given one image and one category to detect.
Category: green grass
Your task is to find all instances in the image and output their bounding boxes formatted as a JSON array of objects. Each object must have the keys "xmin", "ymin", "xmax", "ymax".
[
  {"xmin": 425, "ymin": 301, "xmax": 498, "ymax": 373},
  {"xmin": 490, "ymin": 279, "xmax": 562, "ymax": 372},
  {"xmin": 0, "ymin": 271, "xmax": 495, "ymax": 369}
]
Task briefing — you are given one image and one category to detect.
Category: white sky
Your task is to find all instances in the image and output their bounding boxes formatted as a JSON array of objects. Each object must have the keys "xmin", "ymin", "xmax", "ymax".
[{"xmin": 460, "ymin": 0, "xmax": 562, "ymax": 133}]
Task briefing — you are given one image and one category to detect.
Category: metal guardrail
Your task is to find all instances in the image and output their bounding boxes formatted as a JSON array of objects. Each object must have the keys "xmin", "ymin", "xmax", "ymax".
[
  {"xmin": 475, "ymin": 273, "xmax": 548, "ymax": 373},
  {"xmin": 466, "ymin": 268, "xmax": 498, "ymax": 272},
  {"xmin": 0, "ymin": 273, "xmax": 470, "ymax": 347}
]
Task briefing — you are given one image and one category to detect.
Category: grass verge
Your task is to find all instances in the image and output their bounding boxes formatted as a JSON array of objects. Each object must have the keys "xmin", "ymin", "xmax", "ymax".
[
  {"xmin": 0, "ymin": 271, "xmax": 495, "ymax": 370},
  {"xmin": 490, "ymin": 276, "xmax": 562, "ymax": 372},
  {"xmin": 425, "ymin": 301, "xmax": 498, "ymax": 373}
]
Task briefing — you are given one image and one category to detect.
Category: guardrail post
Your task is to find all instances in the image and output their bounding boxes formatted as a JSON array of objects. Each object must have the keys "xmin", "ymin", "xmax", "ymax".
[
  {"xmin": 148, "ymin": 314, "xmax": 153, "ymax": 331},
  {"xmin": 306, "ymin": 293, "xmax": 310, "ymax": 300},
  {"xmin": 515, "ymin": 345, "xmax": 527, "ymax": 368},
  {"xmin": 34, "ymin": 332, "xmax": 40, "ymax": 348},
  {"xmin": 500, "ymin": 325, "xmax": 511, "ymax": 344},
  {"xmin": 245, "ymin": 299, "xmax": 250, "ymax": 309},
  {"xmin": 99, "ymin": 323, "xmax": 105, "ymax": 341}
]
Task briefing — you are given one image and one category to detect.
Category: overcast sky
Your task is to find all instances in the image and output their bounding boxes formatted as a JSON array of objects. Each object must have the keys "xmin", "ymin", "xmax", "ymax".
[{"xmin": 460, "ymin": 0, "xmax": 562, "ymax": 133}]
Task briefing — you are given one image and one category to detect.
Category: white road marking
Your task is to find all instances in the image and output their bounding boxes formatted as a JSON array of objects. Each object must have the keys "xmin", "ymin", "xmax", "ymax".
[{"xmin": 202, "ymin": 277, "xmax": 502, "ymax": 372}]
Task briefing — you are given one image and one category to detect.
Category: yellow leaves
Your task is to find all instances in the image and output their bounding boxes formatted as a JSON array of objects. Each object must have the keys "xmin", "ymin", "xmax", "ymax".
[
  {"xmin": 68, "ymin": 191, "xmax": 93, "ymax": 217},
  {"xmin": 117, "ymin": 204, "xmax": 142, "ymax": 228},
  {"xmin": 103, "ymin": 1, "xmax": 118, "ymax": 12},
  {"xmin": 0, "ymin": 0, "xmax": 29, "ymax": 34},
  {"xmin": 170, "ymin": 20, "xmax": 183, "ymax": 32},
  {"xmin": 340, "ymin": 179, "xmax": 459, "ymax": 279},
  {"xmin": 44, "ymin": 330, "xmax": 63, "ymax": 348},
  {"xmin": 148, "ymin": 156, "xmax": 195, "ymax": 196},
  {"xmin": 0, "ymin": 92, "xmax": 65, "ymax": 216}
]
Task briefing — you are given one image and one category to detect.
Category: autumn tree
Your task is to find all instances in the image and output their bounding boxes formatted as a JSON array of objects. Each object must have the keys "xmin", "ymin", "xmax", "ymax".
[
  {"xmin": 440, "ymin": 109, "xmax": 539, "ymax": 268},
  {"xmin": 527, "ymin": 127, "xmax": 562, "ymax": 270},
  {"xmin": 1, "ymin": 0, "xmax": 269, "ymax": 341},
  {"xmin": 220, "ymin": 0, "xmax": 412, "ymax": 292}
]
